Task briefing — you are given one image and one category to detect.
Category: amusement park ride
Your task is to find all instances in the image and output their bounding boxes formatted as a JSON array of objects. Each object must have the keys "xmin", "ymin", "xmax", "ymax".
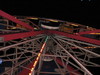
[{"xmin": 0, "ymin": 10, "xmax": 100, "ymax": 75}]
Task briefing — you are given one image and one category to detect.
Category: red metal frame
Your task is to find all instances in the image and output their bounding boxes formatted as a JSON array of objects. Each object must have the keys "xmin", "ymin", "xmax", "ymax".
[
  {"xmin": 78, "ymin": 29, "xmax": 100, "ymax": 35},
  {"xmin": 0, "ymin": 31, "xmax": 45, "ymax": 41},
  {"xmin": 48, "ymin": 30, "xmax": 100, "ymax": 45},
  {"xmin": 18, "ymin": 62, "xmax": 34, "ymax": 75},
  {"xmin": 56, "ymin": 58, "xmax": 81, "ymax": 75},
  {"xmin": 0, "ymin": 10, "xmax": 34, "ymax": 30},
  {"xmin": 0, "ymin": 30, "xmax": 100, "ymax": 45},
  {"xmin": 18, "ymin": 58, "xmax": 81, "ymax": 75},
  {"xmin": 0, "ymin": 10, "xmax": 99, "ymax": 75},
  {"xmin": 0, "ymin": 10, "xmax": 99, "ymax": 45}
]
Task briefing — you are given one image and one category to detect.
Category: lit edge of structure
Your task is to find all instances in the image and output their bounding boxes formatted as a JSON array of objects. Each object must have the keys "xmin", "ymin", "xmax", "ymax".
[{"xmin": 29, "ymin": 36, "xmax": 48, "ymax": 75}]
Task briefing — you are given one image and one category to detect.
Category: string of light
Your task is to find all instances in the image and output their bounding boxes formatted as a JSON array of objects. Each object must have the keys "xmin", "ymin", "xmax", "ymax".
[{"xmin": 29, "ymin": 36, "xmax": 48, "ymax": 75}]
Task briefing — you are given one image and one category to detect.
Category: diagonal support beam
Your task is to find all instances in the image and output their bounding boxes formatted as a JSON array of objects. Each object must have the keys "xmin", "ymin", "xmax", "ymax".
[
  {"xmin": 56, "ymin": 58, "xmax": 81, "ymax": 75},
  {"xmin": 52, "ymin": 37, "xmax": 93, "ymax": 75},
  {"xmin": 48, "ymin": 30, "xmax": 100, "ymax": 45},
  {"xmin": 28, "ymin": 36, "xmax": 48, "ymax": 75},
  {"xmin": 56, "ymin": 38, "xmax": 100, "ymax": 57},
  {"xmin": 0, "ymin": 36, "xmax": 44, "ymax": 51},
  {"xmin": 0, "ymin": 31, "xmax": 45, "ymax": 42},
  {"xmin": 0, "ymin": 10, "xmax": 34, "ymax": 30}
]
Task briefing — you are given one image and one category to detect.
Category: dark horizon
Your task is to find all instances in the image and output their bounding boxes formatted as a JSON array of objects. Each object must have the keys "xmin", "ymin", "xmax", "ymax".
[{"xmin": 0, "ymin": 0, "xmax": 100, "ymax": 29}]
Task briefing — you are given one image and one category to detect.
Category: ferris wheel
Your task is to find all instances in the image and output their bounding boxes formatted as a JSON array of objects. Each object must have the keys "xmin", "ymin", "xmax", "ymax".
[{"xmin": 0, "ymin": 10, "xmax": 100, "ymax": 75}]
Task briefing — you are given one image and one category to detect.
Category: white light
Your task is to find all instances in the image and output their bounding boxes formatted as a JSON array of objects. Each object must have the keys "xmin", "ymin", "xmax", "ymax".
[
  {"xmin": 41, "ymin": 24, "xmax": 59, "ymax": 29},
  {"xmin": 0, "ymin": 59, "xmax": 3, "ymax": 64}
]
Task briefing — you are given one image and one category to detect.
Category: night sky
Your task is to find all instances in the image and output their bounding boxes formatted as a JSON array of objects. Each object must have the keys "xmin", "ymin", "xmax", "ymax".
[{"xmin": 0, "ymin": 0, "xmax": 100, "ymax": 28}]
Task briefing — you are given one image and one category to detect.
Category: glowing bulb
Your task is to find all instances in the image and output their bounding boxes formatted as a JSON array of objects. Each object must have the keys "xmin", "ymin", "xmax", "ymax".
[{"xmin": 29, "ymin": 73, "xmax": 31, "ymax": 75}]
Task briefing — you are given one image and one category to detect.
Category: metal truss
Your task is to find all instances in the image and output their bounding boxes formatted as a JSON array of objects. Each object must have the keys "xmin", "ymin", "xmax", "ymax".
[
  {"xmin": 0, "ymin": 10, "xmax": 34, "ymax": 30},
  {"xmin": 0, "ymin": 10, "xmax": 100, "ymax": 75},
  {"xmin": 51, "ymin": 35, "xmax": 100, "ymax": 74},
  {"xmin": 32, "ymin": 35, "xmax": 99, "ymax": 75},
  {"xmin": 54, "ymin": 35, "xmax": 100, "ymax": 63},
  {"xmin": 0, "ymin": 34, "xmax": 100, "ymax": 75},
  {"xmin": 0, "ymin": 34, "xmax": 46, "ymax": 75}
]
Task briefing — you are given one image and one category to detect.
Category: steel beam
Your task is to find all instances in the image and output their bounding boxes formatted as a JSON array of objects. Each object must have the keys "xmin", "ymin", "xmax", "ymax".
[
  {"xmin": 48, "ymin": 30, "xmax": 100, "ymax": 45},
  {"xmin": 55, "ymin": 35, "xmax": 100, "ymax": 47},
  {"xmin": 0, "ymin": 35, "xmax": 44, "ymax": 51},
  {"xmin": 52, "ymin": 37, "xmax": 93, "ymax": 75},
  {"xmin": 56, "ymin": 38, "xmax": 100, "ymax": 57},
  {"xmin": 78, "ymin": 29, "xmax": 100, "ymax": 35},
  {"xmin": 0, "ymin": 31, "xmax": 45, "ymax": 42},
  {"xmin": 0, "ymin": 10, "xmax": 34, "ymax": 30}
]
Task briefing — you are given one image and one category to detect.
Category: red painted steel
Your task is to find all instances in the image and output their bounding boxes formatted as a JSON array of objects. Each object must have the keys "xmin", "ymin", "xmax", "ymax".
[
  {"xmin": 56, "ymin": 58, "xmax": 81, "ymax": 75},
  {"xmin": 78, "ymin": 29, "xmax": 100, "ymax": 35},
  {"xmin": 0, "ymin": 30, "xmax": 100, "ymax": 45},
  {"xmin": 18, "ymin": 62, "xmax": 34, "ymax": 75},
  {"xmin": 0, "ymin": 31, "xmax": 45, "ymax": 41},
  {"xmin": 48, "ymin": 30, "xmax": 100, "ymax": 45},
  {"xmin": 0, "ymin": 10, "xmax": 99, "ymax": 75},
  {"xmin": 0, "ymin": 10, "xmax": 34, "ymax": 30},
  {"xmin": 18, "ymin": 58, "xmax": 81, "ymax": 75},
  {"xmin": 0, "ymin": 10, "xmax": 99, "ymax": 45}
]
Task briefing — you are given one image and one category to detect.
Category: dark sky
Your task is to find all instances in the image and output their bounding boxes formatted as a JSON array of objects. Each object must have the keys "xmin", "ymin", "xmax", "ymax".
[{"xmin": 0, "ymin": 0, "xmax": 100, "ymax": 28}]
